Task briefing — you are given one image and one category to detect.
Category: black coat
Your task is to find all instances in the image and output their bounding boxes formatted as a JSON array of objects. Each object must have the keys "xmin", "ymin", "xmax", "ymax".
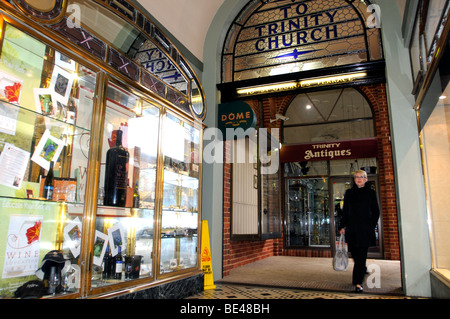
[{"xmin": 341, "ymin": 184, "xmax": 380, "ymax": 249}]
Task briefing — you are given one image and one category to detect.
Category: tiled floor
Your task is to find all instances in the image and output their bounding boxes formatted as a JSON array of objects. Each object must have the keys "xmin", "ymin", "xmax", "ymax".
[{"xmin": 187, "ymin": 284, "xmax": 418, "ymax": 299}]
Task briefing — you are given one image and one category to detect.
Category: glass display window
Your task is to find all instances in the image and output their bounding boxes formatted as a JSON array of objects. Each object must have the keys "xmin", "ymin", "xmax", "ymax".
[
  {"xmin": 286, "ymin": 178, "xmax": 330, "ymax": 247},
  {"xmin": 421, "ymin": 81, "xmax": 450, "ymax": 273},
  {"xmin": 160, "ymin": 112, "xmax": 200, "ymax": 274},
  {"xmin": 0, "ymin": 22, "xmax": 96, "ymax": 298},
  {"xmin": 91, "ymin": 80, "xmax": 160, "ymax": 290},
  {"xmin": 0, "ymin": 0, "xmax": 206, "ymax": 299}
]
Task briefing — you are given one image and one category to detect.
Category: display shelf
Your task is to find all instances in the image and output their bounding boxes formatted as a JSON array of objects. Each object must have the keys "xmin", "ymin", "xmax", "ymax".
[{"xmin": 0, "ymin": 98, "xmax": 91, "ymax": 201}]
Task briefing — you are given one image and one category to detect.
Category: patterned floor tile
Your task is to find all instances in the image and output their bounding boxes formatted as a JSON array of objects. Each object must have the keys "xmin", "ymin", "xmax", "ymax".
[{"xmin": 187, "ymin": 284, "xmax": 416, "ymax": 300}]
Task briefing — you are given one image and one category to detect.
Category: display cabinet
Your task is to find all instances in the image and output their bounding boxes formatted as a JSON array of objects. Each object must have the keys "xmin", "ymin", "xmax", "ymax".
[
  {"xmin": 286, "ymin": 178, "xmax": 330, "ymax": 247},
  {"xmin": 88, "ymin": 80, "xmax": 161, "ymax": 291},
  {"xmin": 0, "ymin": 21, "xmax": 97, "ymax": 297},
  {"xmin": 0, "ymin": 0, "xmax": 205, "ymax": 299},
  {"xmin": 160, "ymin": 113, "xmax": 200, "ymax": 274}
]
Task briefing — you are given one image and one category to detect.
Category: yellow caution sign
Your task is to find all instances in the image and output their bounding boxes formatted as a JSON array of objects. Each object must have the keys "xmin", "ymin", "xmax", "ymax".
[{"xmin": 200, "ymin": 220, "xmax": 216, "ymax": 290}]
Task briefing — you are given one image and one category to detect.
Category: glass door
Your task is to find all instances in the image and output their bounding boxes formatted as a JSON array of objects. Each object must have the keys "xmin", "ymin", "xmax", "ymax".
[{"xmin": 331, "ymin": 177, "xmax": 383, "ymax": 258}]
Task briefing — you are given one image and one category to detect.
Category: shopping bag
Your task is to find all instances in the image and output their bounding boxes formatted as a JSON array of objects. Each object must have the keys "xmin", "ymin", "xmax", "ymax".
[{"xmin": 333, "ymin": 234, "xmax": 349, "ymax": 271}]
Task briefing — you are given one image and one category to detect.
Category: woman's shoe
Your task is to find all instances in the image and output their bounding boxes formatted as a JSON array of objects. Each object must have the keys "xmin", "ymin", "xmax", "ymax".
[{"xmin": 355, "ymin": 285, "xmax": 363, "ymax": 293}]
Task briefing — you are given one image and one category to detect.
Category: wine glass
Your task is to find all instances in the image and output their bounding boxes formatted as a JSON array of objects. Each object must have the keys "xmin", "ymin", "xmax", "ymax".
[{"xmin": 49, "ymin": 266, "xmax": 60, "ymax": 296}]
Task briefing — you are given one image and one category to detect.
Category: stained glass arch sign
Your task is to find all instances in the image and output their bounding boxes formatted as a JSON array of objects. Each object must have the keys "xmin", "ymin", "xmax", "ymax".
[{"xmin": 222, "ymin": 0, "xmax": 383, "ymax": 83}]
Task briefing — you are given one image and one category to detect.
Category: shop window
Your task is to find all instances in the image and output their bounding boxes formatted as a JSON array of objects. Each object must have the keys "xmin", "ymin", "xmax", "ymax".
[
  {"xmin": 0, "ymin": 20, "xmax": 202, "ymax": 298},
  {"xmin": 230, "ymin": 133, "xmax": 282, "ymax": 240},
  {"xmin": 93, "ymin": 81, "xmax": 161, "ymax": 289},
  {"xmin": 160, "ymin": 113, "xmax": 200, "ymax": 274},
  {"xmin": 0, "ymin": 22, "xmax": 96, "ymax": 298},
  {"xmin": 284, "ymin": 160, "xmax": 382, "ymax": 255},
  {"xmin": 409, "ymin": 0, "xmax": 450, "ymax": 278},
  {"xmin": 421, "ymin": 81, "xmax": 450, "ymax": 272}
]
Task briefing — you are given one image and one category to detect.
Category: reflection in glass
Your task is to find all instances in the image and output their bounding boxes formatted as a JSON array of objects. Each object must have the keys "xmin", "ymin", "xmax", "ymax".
[
  {"xmin": 284, "ymin": 88, "xmax": 374, "ymax": 144},
  {"xmin": 286, "ymin": 179, "xmax": 330, "ymax": 247},
  {"xmin": 93, "ymin": 82, "xmax": 160, "ymax": 288},
  {"xmin": 160, "ymin": 113, "xmax": 200, "ymax": 273}
]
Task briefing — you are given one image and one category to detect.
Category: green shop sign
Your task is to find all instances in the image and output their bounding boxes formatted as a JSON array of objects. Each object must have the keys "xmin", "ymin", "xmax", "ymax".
[{"xmin": 218, "ymin": 101, "xmax": 257, "ymax": 139}]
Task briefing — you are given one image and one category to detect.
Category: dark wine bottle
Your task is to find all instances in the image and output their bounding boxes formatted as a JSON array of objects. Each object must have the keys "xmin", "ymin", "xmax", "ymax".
[
  {"xmin": 104, "ymin": 130, "xmax": 129, "ymax": 206},
  {"xmin": 43, "ymin": 161, "xmax": 55, "ymax": 200},
  {"xmin": 102, "ymin": 246, "xmax": 112, "ymax": 280},
  {"xmin": 114, "ymin": 246, "xmax": 123, "ymax": 279}
]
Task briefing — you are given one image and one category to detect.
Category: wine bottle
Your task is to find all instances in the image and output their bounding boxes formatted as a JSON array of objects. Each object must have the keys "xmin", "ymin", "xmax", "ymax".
[
  {"xmin": 114, "ymin": 246, "xmax": 123, "ymax": 279},
  {"xmin": 104, "ymin": 130, "xmax": 129, "ymax": 206},
  {"xmin": 102, "ymin": 246, "xmax": 112, "ymax": 280},
  {"xmin": 43, "ymin": 161, "xmax": 55, "ymax": 200}
]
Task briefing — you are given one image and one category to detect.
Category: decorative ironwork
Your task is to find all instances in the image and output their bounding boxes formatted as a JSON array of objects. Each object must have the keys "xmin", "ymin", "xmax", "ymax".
[
  {"xmin": 108, "ymin": 48, "xmax": 140, "ymax": 82},
  {"xmin": 222, "ymin": 0, "xmax": 383, "ymax": 83},
  {"xmin": 141, "ymin": 71, "xmax": 166, "ymax": 99},
  {"xmin": 166, "ymin": 86, "xmax": 189, "ymax": 114},
  {"xmin": 53, "ymin": 17, "xmax": 107, "ymax": 60}
]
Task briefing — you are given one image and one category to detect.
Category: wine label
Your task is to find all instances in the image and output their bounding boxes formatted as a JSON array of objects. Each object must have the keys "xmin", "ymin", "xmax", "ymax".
[
  {"xmin": 115, "ymin": 162, "xmax": 127, "ymax": 189},
  {"xmin": 44, "ymin": 186, "xmax": 54, "ymax": 199},
  {"xmin": 115, "ymin": 261, "xmax": 123, "ymax": 273}
]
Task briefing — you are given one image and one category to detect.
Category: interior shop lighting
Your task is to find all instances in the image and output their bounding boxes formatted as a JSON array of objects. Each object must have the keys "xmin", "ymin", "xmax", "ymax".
[{"xmin": 236, "ymin": 72, "xmax": 367, "ymax": 96}]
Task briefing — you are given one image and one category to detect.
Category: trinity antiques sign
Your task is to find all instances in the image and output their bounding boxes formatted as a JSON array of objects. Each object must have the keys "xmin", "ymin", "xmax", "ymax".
[{"xmin": 280, "ymin": 138, "xmax": 378, "ymax": 162}]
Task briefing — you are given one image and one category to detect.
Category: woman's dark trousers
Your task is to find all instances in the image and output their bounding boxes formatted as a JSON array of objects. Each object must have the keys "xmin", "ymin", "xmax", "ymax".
[{"xmin": 350, "ymin": 246, "xmax": 368, "ymax": 285}]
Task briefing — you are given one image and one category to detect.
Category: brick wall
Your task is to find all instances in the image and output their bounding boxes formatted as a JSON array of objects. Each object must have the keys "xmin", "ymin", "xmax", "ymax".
[{"xmin": 221, "ymin": 83, "xmax": 400, "ymax": 277}]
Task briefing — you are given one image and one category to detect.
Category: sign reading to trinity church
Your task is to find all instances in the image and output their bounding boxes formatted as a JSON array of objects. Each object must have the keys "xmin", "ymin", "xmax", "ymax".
[
  {"xmin": 253, "ymin": 2, "xmax": 341, "ymax": 53},
  {"xmin": 223, "ymin": 0, "xmax": 382, "ymax": 82}
]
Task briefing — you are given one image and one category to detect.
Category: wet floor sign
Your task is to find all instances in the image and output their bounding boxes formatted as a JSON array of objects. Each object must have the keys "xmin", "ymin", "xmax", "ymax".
[{"xmin": 200, "ymin": 220, "xmax": 216, "ymax": 290}]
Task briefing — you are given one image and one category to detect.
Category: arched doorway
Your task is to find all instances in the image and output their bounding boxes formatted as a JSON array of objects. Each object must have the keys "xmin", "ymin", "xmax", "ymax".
[
  {"xmin": 217, "ymin": 0, "xmax": 400, "ymax": 278},
  {"xmin": 281, "ymin": 87, "xmax": 383, "ymax": 258}
]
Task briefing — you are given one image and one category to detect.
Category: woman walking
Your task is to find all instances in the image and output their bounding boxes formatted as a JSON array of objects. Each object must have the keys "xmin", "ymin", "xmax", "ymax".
[{"xmin": 339, "ymin": 170, "xmax": 380, "ymax": 293}]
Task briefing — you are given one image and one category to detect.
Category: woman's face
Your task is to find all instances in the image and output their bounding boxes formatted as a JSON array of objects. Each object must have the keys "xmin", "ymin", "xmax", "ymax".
[{"xmin": 354, "ymin": 174, "xmax": 367, "ymax": 188}]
